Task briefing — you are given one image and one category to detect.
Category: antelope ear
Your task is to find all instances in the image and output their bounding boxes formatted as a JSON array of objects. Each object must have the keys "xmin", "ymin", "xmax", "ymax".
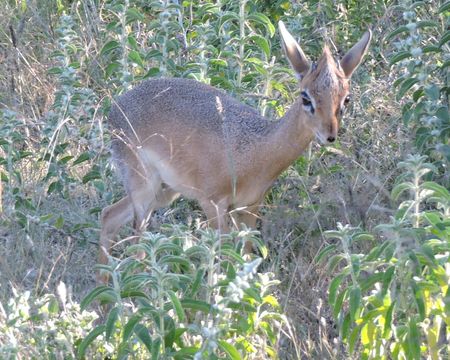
[
  {"xmin": 278, "ymin": 21, "xmax": 310, "ymax": 77},
  {"xmin": 340, "ymin": 30, "xmax": 372, "ymax": 77}
]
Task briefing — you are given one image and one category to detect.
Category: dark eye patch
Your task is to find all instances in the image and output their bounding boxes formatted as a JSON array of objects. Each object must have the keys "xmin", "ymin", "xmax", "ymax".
[{"xmin": 301, "ymin": 91, "xmax": 315, "ymax": 114}]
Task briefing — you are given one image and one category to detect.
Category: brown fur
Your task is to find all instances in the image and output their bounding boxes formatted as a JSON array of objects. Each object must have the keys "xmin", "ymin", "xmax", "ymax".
[{"xmin": 97, "ymin": 22, "xmax": 372, "ymax": 283}]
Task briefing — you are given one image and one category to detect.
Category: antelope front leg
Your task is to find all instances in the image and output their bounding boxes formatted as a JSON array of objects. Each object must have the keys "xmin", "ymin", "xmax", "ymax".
[
  {"xmin": 98, "ymin": 196, "xmax": 134, "ymax": 284},
  {"xmin": 233, "ymin": 203, "xmax": 261, "ymax": 254}
]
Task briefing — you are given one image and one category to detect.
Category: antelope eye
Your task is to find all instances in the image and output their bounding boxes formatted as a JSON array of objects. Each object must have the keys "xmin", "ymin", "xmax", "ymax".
[
  {"xmin": 344, "ymin": 95, "xmax": 351, "ymax": 106},
  {"xmin": 301, "ymin": 91, "xmax": 315, "ymax": 113}
]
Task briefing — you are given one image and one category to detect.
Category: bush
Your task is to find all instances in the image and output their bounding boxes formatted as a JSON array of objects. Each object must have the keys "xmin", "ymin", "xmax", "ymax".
[
  {"xmin": 324, "ymin": 1, "xmax": 450, "ymax": 358},
  {"xmin": 80, "ymin": 225, "xmax": 296, "ymax": 359},
  {"xmin": 0, "ymin": 283, "xmax": 100, "ymax": 359}
]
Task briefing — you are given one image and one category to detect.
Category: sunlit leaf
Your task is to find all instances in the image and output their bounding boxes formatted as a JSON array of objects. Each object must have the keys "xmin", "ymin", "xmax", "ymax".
[{"xmin": 218, "ymin": 340, "xmax": 241, "ymax": 360}]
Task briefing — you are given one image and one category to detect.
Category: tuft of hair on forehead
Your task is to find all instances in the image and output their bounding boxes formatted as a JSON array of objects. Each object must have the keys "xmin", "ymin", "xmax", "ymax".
[{"xmin": 311, "ymin": 45, "xmax": 346, "ymax": 85}]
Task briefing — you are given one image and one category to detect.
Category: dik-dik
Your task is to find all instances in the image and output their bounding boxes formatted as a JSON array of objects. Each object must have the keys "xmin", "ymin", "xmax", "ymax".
[{"xmin": 98, "ymin": 21, "xmax": 371, "ymax": 280}]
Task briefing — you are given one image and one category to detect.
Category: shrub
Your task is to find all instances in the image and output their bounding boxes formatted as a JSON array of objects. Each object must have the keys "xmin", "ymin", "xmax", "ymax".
[{"xmin": 79, "ymin": 225, "xmax": 297, "ymax": 359}]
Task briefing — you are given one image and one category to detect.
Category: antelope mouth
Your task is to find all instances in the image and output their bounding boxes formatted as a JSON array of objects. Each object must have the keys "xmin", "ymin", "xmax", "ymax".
[{"xmin": 314, "ymin": 131, "xmax": 327, "ymax": 145}]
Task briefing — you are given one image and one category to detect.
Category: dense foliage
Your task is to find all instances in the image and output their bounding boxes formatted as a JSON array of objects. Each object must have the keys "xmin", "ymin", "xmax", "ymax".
[{"xmin": 0, "ymin": 0, "xmax": 448, "ymax": 359}]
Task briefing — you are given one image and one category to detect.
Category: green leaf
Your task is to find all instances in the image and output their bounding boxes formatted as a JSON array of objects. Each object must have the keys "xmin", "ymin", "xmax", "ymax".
[
  {"xmin": 393, "ymin": 77, "xmax": 405, "ymax": 88},
  {"xmin": 186, "ymin": 268, "xmax": 205, "ymax": 297},
  {"xmin": 244, "ymin": 287, "xmax": 263, "ymax": 303},
  {"xmin": 425, "ymin": 84, "xmax": 440, "ymax": 100},
  {"xmin": 220, "ymin": 247, "xmax": 244, "ymax": 264},
  {"xmin": 349, "ymin": 286, "xmax": 361, "ymax": 321},
  {"xmin": 324, "ymin": 230, "xmax": 342, "ymax": 239},
  {"xmin": 173, "ymin": 327, "xmax": 188, "ymax": 345},
  {"xmin": 412, "ymin": 89, "xmax": 424, "ymax": 101},
  {"xmin": 123, "ymin": 314, "xmax": 142, "ymax": 342},
  {"xmin": 48, "ymin": 181, "xmax": 63, "ymax": 195},
  {"xmin": 417, "ymin": 20, "xmax": 440, "ymax": 29},
  {"xmin": 333, "ymin": 288, "xmax": 348, "ymax": 319},
  {"xmin": 422, "ymin": 181, "xmax": 450, "ymax": 200},
  {"xmin": 47, "ymin": 67, "xmax": 63, "ymax": 75},
  {"xmin": 391, "ymin": 181, "xmax": 413, "ymax": 200},
  {"xmin": 159, "ymin": 255, "xmax": 191, "ymax": 268},
  {"xmin": 397, "ymin": 78, "xmax": 420, "ymax": 100},
  {"xmin": 366, "ymin": 240, "xmax": 390, "ymax": 261},
  {"xmin": 438, "ymin": 1, "xmax": 450, "ymax": 13},
  {"xmin": 441, "ymin": 60, "xmax": 450, "ymax": 70},
  {"xmin": 105, "ymin": 62, "xmax": 120, "ymax": 78},
  {"xmin": 101, "ymin": 40, "xmax": 120, "ymax": 56},
  {"xmin": 126, "ymin": 8, "xmax": 145, "ymax": 23},
  {"xmin": 350, "ymin": 255, "xmax": 360, "ymax": 277},
  {"xmin": 408, "ymin": 318, "xmax": 421, "ymax": 360},
  {"xmin": 81, "ymin": 286, "xmax": 115, "ymax": 310},
  {"xmin": 382, "ymin": 266, "xmax": 395, "ymax": 296},
  {"xmin": 168, "ymin": 290, "xmax": 185, "ymax": 322},
  {"xmin": 220, "ymin": 12, "xmax": 239, "ymax": 27},
  {"xmin": 134, "ymin": 324, "xmax": 152, "ymax": 353},
  {"xmin": 315, "ymin": 244, "xmax": 337, "ymax": 264},
  {"xmin": 105, "ymin": 306, "xmax": 120, "ymax": 342},
  {"xmin": 383, "ymin": 301, "xmax": 395, "ymax": 338},
  {"xmin": 386, "ymin": 26, "xmax": 409, "ymax": 41},
  {"xmin": 327, "ymin": 254, "xmax": 346, "ymax": 272},
  {"xmin": 72, "ymin": 152, "xmax": 91, "ymax": 166},
  {"xmin": 249, "ymin": 35, "xmax": 270, "ymax": 58},
  {"xmin": 54, "ymin": 215, "xmax": 64, "ymax": 229},
  {"xmin": 128, "ymin": 50, "xmax": 144, "ymax": 67},
  {"xmin": 348, "ymin": 325, "xmax": 361, "ymax": 354},
  {"xmin": 209, "ymin": 58, "xmax": 228, "ymax": 67},
  {"xmin": 57, "ymin": 154, "xmax": 72, "ymax": 164},
  {"xmin": 352, "ymin": 233, "xmax": 374, "ymax": 243},
  {"xmin": 360, "ymin": 272, "xmax": 384, "ymax": 293},
  {"xmin": 422, "ymin": 45, "xmax": 441, "ymax": 54},
  {"xmin": 248, "ymin": 13, "xmax": 275, "ymax": 37},
  {"xmin": 77, "ymin": 325, "xmax": 105, "ymax": 358},
  {"xmin": 227, "ymin": 301, "xmax": 257, "ymax": 313},
  {"xmin": 128, "ymin": 35, "xmax": 139, "ymax": 50},
  {"xmin": 173, "ymin": 347, "xmax": 200, "ymax": 360},
  {"xmin": 82, "ymin": 168, "xmax": 101, "ymax": 183},
  {"xmin": 435, "ymin": 106, "xmax": 450, "ymax": 122},
  {"xmin": 163, "ymin": 316, "xmax": 176, "ymax": 348},
  {"xmin": 151, "ymin": 337, "xmax": 161, "ymax": 360},
  {"xmin": 412, "ymin": 281, "xmax": 426, "ymax": 320},
  {"xmin": 340, "ymin": 312, "xmax": 351, "ymax": 340},
  {"xmin": 390, "ymin": 51, "xmax": 412, "ymax": 66},
  {"xmin": 120, "ymin": 289, "xmax": 151, "ymax": 300},
  {"xmin": 180, "ymin": 299, "xmax": 212, "ymax": 313},
  {"xmin": 218, "ymin": 340, "xmax": 241, "ymax": 360},
  {"xmin": 423, "ymin": 211, "xmax": 441, "ymax": 226},
  {"xmin": 445, "ymin": 287, "xmax": 450, "ymax": 315}
]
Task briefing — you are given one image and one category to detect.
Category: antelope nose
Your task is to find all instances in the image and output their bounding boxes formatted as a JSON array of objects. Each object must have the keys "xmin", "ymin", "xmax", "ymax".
[{"xmin": 327, "ymin": 136, "xmax": 335, "ymax": 143}]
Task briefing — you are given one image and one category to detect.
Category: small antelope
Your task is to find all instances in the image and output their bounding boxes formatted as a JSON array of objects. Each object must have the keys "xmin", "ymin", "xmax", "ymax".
[{"xmin": 98, "ymin": 21, "xmax": 371, "ymax": 279}]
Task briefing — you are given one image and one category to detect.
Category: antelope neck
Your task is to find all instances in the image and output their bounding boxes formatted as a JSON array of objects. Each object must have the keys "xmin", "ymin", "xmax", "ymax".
[{"xmin": 255, "ymin": 99, "xmax": 314, "ymax": 176}]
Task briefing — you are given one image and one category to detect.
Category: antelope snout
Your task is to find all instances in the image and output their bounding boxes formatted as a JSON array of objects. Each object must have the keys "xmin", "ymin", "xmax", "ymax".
[{"xmin": 326, "ymin": 118, "xmax": 339, "ymax": 143}]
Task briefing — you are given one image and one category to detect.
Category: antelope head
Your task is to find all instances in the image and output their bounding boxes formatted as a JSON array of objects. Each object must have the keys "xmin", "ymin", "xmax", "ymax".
[{"xmin": 279, "ymin": 21, "xmax": 372, "ymax": 144}]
